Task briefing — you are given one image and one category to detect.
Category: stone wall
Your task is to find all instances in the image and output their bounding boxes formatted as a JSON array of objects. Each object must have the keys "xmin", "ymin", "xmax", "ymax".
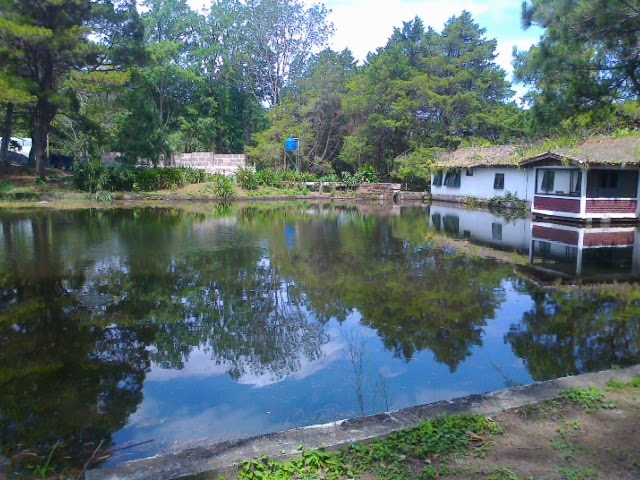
[
  {"xmin": 101, "ymin": 152, "xmax": 246, "ymax": 175},
  {"xmin": 172, "ymin": 153, "xmax": 246, "ymax": 175}
]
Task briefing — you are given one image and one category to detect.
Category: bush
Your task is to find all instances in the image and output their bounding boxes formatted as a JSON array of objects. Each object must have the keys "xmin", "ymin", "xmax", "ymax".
[
  {"xmin": 255, "ymin": 168, "xmax": 280, "ymax": 187},
  {"xmin": 213, "ymin": 175, "xmax": 235, "ymax": 201},
  {"xmin": 73, "ymin": 165, "xmax": 217, "ymax": 192},
  {"xmin": 235, "ymin": 167, "xmax": 259, "ymax": 190},
  {"xmin": 356, "ymin": 164, "xmax": 381, "ymax": 183}
]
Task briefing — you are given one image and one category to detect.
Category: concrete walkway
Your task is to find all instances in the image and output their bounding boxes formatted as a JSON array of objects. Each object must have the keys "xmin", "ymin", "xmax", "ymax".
[{"xmin": 87, "ymin": 365, "xmax": 640, "ymax": 480}]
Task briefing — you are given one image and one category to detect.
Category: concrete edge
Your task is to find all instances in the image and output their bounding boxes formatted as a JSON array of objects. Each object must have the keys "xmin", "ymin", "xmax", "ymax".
[{"xmin": 86, "ymin": 365, "xmax": 640, "ymax": 480}]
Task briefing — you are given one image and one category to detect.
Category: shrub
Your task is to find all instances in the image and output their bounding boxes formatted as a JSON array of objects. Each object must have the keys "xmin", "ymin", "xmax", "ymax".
[
  {"xmin": 357, "ymin": 164, "xmax": 381, "ymax": 183},
  {"xmin": 73, "ymin": 165, "xmax": 217, "ymax": 192},
  {"xmin": 235, "ymin": 167, "xmax": 259, "ymax": 190},
  {"xmin": 213, "ymin": 175, "xmax": 235, "ymax": 201},
  {"xmin": 255, "ymin": 168, "xmax": 280, "ymax": 187}
]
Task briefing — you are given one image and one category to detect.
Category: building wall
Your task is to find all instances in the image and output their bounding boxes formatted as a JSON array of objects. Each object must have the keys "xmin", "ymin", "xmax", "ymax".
[
  {"xmin": 172, "ymin": 153, "xmax": 246, "ymax": 175},
  {"xmin": 431, "ymin": 167, "xmax": 533, "ymax": 202},
  {"xmin": 101, "ymin": 152, "xmax": 246, "ymax": 176},
  {"xmin": 429, "ymin": 203, "xmax": 532, "ymax": 251}
]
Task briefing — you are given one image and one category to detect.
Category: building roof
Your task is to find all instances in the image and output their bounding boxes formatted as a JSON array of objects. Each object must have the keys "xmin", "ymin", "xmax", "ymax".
[
  {"xmin": 521, "ymin": 136, "xmax": 640, "ymax": 167},
  {"xmin": 432, "ymin": 145, "xmax": 523, "ymax": 168},
  {"xmin": 431, "ymin": 135, "xmax": 640, "ymax": 170}
]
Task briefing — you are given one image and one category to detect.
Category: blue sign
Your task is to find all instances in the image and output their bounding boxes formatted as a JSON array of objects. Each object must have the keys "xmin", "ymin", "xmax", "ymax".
[{"xmin": 285, "ymin": 137, "xmax": 299, "ymax": 152}]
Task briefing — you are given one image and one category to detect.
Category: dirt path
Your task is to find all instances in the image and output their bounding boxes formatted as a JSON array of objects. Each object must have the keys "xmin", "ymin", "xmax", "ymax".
[{"xmin": 443, "ymin": 381, "xmax": 640, "ymax": 480}]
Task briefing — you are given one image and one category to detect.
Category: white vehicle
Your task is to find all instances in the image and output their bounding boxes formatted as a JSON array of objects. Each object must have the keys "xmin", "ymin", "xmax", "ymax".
[{"xmin": 0, "ymin": 137, "xmax": 32, "ymax": 158}]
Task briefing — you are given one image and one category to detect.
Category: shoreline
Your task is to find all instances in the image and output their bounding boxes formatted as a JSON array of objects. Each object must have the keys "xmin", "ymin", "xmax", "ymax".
[{"xmin": 86, "ymin": 364, "xmax": 640, "ymax": 480}]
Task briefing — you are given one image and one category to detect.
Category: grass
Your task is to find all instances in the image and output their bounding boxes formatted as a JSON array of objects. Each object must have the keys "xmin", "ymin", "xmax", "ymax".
[{"xmin": 559, "ymin": 387, "xmax": 617, "ymax": 412}]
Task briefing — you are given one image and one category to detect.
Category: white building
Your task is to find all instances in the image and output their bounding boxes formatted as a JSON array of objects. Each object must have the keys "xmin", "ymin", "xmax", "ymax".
[{"xmin": 430, "ymin": 145, "xmax": 535, "ymax": 204}]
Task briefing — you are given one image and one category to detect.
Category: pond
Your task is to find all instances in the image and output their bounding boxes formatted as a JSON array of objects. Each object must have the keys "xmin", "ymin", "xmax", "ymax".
[{"xmin": 0, "ymin": 202, "xmax": 639, "ymax": 470}]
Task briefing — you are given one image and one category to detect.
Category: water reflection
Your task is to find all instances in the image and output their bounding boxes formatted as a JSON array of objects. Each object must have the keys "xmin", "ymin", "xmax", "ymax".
[
  {"xmin": 0, "ymin": 204, "xmax": 638, "ymax": 471},
  {"xmin": 428, "ymin": 203, "xmax": 640, "ymax": 281}
]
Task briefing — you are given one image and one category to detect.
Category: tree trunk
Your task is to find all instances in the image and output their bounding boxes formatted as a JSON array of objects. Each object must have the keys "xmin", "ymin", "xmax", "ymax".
[
  {"xmin": 33, "ymin": 99, "xmax": 54, "ymax": 180},
  {"xmin": 1, "ymin": 103, "xmax": 15, "ymax": 165}
]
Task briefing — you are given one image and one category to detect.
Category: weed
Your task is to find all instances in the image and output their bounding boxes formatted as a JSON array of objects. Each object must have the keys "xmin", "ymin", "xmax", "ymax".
[
  {"xmin": 558, "ymin": 466, "xmax": 598, "ymax": 480},
  {"xmin": 559, "ymin": 387, "xmax": 616, "ymax": 412},
  {"xmin": 212, "ymin": 176, "xmax": 235, "ymax": 201},
  {"xmin": 30, "ymin": 440, "xmax": 60, "ymax": 479},
  {"xmin": 234, "ymin": 414, "xmax": 501, "ymax": 480},
  {"xmin": 520, "ymin": 400, "xmax": 564, "ymax": 420},
  {"xmin": 606, "ymin": 379, "xmax": 627, "ymax": 391},
  {"xmin": 489, "ymin": 467, "xmax": 532, "ymax": 480},
  {"xmin": 606, "ymin": 377, "xmax": 640, "ymax": 391}
]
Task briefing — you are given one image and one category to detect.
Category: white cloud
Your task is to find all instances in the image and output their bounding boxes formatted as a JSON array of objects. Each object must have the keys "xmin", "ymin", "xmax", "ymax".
[{"xmin": 322, "ymin": 0, "xmax": 491, "ymax": 62}]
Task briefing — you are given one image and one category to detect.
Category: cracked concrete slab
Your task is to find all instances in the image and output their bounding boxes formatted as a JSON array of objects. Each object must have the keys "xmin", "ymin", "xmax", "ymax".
[{"xmin": 86, "ymin": 365, "xmax": 640, "ymax": 480}]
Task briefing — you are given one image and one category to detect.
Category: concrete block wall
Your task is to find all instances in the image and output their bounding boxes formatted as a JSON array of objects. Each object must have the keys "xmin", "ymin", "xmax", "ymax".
[
  {"xmin": 172, "ymin": 153, "xmax": 246, "ymax": 175},
  {"xmin": 101, "ymin": 152, "xmax": 246, "ymax": 176}
]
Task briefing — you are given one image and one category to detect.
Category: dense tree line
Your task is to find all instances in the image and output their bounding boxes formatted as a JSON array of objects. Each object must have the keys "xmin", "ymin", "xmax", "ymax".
[{"xmin": 1, "ymin": 0, "xmax": 640, "ymax": 180}]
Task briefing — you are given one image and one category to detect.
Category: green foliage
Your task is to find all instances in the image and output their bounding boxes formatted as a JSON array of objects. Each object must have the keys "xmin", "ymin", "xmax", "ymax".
[
  {"xmin": 0, "ymin": 0, "xmax": 145, "ymax": 177},
  {"xmin": 30, "ymin": 440, "xmax": 60, "ymax": 480},
  {"xmin": 606, "ymin": 377, "xmax": 640, "ymax": 391},
  {"xmin": 392, "ymin": 148, "xmax": 438, "ymax": 190},
  {"xmin": 488, "ymin": 192, "xmax": 529, "ymax": 217},
  {"xmin": 73, "ymin": 165, "xmax": 216, "ymax": 192},
  {"xmin": 515, "ymin": 1, "xmax": 640, "ymax": 131},
  {"xmin": 342, "ymin": 13, "xmax": 519, "ymax": 177},
  {"xmin": 560, "ymin": 387, "xmax": 616, "ymax": 412},
  {"xmin": 212, "ymin": 175, "xmax": 235, "ymax": 201},
  {"xmin": 235, "ymin": 167, "xmax": 259, "ymax": 190},
  {"xmin": 237, "ymin": 414, "xmax": 501, "ymax": 480},
  {"xmin": 557, "ymin": 466, "xmax": 598, "ymax": 480},
  {"xmin": 318, "ymin": 174, "xmax": 339, "ymax": 182},
  {"xmin": 356, "ymin": 164, "xmax": 381, "ymax": 183}
]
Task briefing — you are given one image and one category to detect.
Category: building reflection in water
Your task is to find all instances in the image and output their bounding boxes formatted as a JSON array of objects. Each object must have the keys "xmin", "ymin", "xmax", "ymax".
[{"xmin": 429, "ymin": 202, "xmax": 640, "ymax": 282}]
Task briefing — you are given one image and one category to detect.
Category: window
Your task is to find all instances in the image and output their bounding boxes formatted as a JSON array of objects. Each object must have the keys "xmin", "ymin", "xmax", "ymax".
[
  {"xmin": 538, "ymin": 241, "xmax": 551, "ymax": 254},
  {"xmin": 570, "ymin": 171, "xmax": 582, "ymax": 195},
  {"xmin": 491, "ymin": 223, "xmax": 503, "ymax": 241},
  {"xmin": 431, "ymin": 213, "xmax": 441, "ymax": 231},
  {"xmin": 432, "ymin": 171, "xmax": 443, "ymax": 187},
  {"xmin": 442, "ymin": 215, "xmax": 460, "ymax": 235},
  {"xmin": 443, "ymin": 169, "xmax": 461, "ymax": 188},
  {"xmin": 540, "ymin": 170, "xmax": 555, "ymax": 193},
  {"xmin": 600, "ymin": 171, "xmax": 619, "ymax": 189},
  {"xmin": 493, "ymin": 173, "xmax": 504, "ymax": 190},
  {"xmin": 466, "ymin": 168, "xmax": 474, "ymax": 176}
]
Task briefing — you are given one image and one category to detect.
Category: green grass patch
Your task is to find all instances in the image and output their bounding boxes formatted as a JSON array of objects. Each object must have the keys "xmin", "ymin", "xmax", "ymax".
[
  {"xmin": 246, "ymin": 186, "xmax": 311, "ymax": 197},
  {"xmin": 227, "ymin": 414, "xmax": 501, "ymax": 480},
  {"xmin": 559, "ymin": 387, "xmax": 616, "ymax": 412},
  {"xmin": 606, "ymin": 377, "xmax": 640, "ymax": 391},
  {"xmin": 557, "ymin": 466, "xmax": 598, "ymax": 480}
]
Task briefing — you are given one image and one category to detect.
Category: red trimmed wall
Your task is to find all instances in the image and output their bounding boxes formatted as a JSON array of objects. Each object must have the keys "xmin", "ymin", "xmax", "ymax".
[
  {"xmin": 585, "ymin": 199, "xmax": 637, "ymax": 214},
  {"xmin": 534, "ymin": 196, "xmax": 581, "ymax": 213},
  {"xmin": 583, "ymin": 231, "xmax": 635, "ymax": 247},
  {"xmin": 532, "ymin": 226, "xmax": 579, "ymax": 245}
]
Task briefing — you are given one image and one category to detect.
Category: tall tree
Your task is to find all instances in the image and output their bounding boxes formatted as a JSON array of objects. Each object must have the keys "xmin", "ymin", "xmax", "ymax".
[
  {"xmin": 341, "ymin": 13, "xmax": 517, "ymax": 176},
  {"xmin": 0, "ymin": 0, "xmax": 144, "ymax": 178},
  {"xmin": 247, "ymin": 48, "xmax": 356, "ymax": 172},
  {"xmin": 228, "ymin": 0, "xmax": 334, "ymax": 107},
  {"xmin": 514, "ymin": 0, "xmax": 640, "ymax": 129}
]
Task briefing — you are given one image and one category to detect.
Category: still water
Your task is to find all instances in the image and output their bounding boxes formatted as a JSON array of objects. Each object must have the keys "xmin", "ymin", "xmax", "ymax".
[{"xmin": 0, "ymin": 202, "xmax": 639, "ymax": 468}]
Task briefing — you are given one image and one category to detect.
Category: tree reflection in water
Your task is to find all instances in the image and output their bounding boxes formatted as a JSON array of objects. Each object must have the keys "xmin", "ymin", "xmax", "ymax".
[{"xmin": 506, "ymin": 283, "xmax": 640, "ymax": 381}]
